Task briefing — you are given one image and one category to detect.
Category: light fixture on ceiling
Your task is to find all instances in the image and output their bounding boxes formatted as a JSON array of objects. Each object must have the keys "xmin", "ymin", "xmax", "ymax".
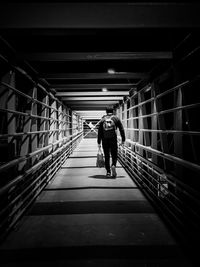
[
  {"xmin": 102, "ymin": 87, "xmax": 108, "ymax": 92},
  {"xmin": 144, "ymin": 84, "xmax": 151, "ymax": 93},
  {"xmin": 107, "ymin": 68, "xmax": 115, "ymax": 74}
]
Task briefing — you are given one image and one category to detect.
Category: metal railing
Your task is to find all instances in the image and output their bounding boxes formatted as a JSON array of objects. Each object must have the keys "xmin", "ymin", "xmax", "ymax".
[
  {"xmin": 116, "ymin": 73, "xmax": 200, "ymax": 243},
  {"xmin": 0, "ymin": 130, "xmax": 83, "ymax": 240},
  {"xmin": 118, "ymin": 140, "xmax": 200, "ymax": 241},
  {"xmin": 0, "ymin": 51, "xmax": 83, "ymax": 240}
]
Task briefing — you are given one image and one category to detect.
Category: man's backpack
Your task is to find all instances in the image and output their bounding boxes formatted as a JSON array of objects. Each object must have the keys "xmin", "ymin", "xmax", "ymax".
[{"xmin": 102, "ymin": 115, "xmax": 116, "ymax": 138}]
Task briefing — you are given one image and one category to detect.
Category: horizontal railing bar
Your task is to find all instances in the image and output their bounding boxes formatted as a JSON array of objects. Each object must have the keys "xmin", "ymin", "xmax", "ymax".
[
  {"xmin": 126, "ymin": 77, "xmax": 200, "ymax": 109},
  {"xmin": 0, "ymin": 107, "xmax": 71, "ymax": 123},
  {"xmin": 0, "ymin": 152, "xmax": 64, "ymax": 220},
  {"xmin": 0, "ymin": 129, "xmax": 62, "ymax": 139},
  {"xmin": 0, "ymin": 131, "xmax": 82, "ymax": 173},
  {"xmin": 0, "ymin": 132, "xmax": 83, "ymax": 196},
  {"xmin": 124, "ymin": 156, "xmax": 180, "ymax": 206},
  {"xmin": 118, "ymin": 147, "xmax": 200, "ymax": 225},
  {"xmin": 127, "ymin": 80, "xmax": 190, "ymax": 103},
  {"xmin": 119, "ymin": 151, "xmax": 164, "ymax": 200},
  {"xmin": 1, "ymin": 81, "xmax": 33, "ymax": 100},
  {"xmin": 0, "ymin": 153, "xmax": 51, "ymax": 196},
  {"xmin": 0, "ymin": 108, "xmax": 29, "ymax": 117},
  {"xmin": 125, "ymin": 139, "xmax": 200, "ymax": 173},
  {"xmin": 156, "ymin": 80, "xmax": 189, "ymax": 99},
  {"xmin": 1, "ymin": 82, "xmax": 74, "ymax": 116},
  {"xmin": 0, "ymin": 165, "xmax": 47, "ymax": 219},
  {"xmin": 126, "ymin": 97, "xmax": 155, "ymax": 111},
  {"xmin": 120, "ymin": 141, "xmax": 200, "ymax": 200},
  {"xmin": 125, "ymin": 148, "xmax": 200, "ymax": 208},
  {"xmin": 123, "ymin": 152, "xmax": 169, "ymax": 193},
  {"xmin": 1, "ymin": 143, "xmax": 69, "ymax": 212},
  {"xmin": 123, "ymin": 102, "xmax": 200, "ymax": 120},
  {"xmin": 0, "ymin": 53, "xmax": 69, "ymax": 109},
  {"xmin": 128, "ymin": 159, "xmax": 188, "ymax": 231},
  {"xmin": 124, "ymin": 128, "xmax": 200, "ymax": 135},
  {"xmin": 119, "ymin": 152, "xmax": 184, "ymax": 222}
]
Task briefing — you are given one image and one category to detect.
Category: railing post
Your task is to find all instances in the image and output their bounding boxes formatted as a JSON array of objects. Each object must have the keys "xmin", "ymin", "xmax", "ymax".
[
  {"xmin": 31, "ymin": 87, "xmax": 38, "ymax": 165},
  {"xmin": 151, "ymin": 82, "xmax": 158, "ymax": 164},
  {"xmin": 174, "ymin": 87, "xmax": 183, "ymax": 176},
  {"xmin": 18, "ymin": 85, "xmax": 33, "ymax": 171}
]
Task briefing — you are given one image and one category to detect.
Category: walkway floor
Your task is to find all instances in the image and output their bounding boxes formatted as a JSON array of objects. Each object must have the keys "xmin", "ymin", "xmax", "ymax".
[{"xmin": 0, "ymin": 139, "xmax": 194, "ymax": 266}]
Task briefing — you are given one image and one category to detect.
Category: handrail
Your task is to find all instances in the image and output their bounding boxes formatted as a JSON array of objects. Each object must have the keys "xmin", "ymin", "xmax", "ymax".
[
  {"xmin": 120, "ymin": 143, "xmax": 200, "ymax": 200},
  {"xmin": 156, "ymin": 80, "xmax": 189, "ymax": 99},
  {"xmin": 0, "ymin": 107, "xmax": 71, "ymax": 123},
  {"xmin": 0, "ymin": 81, "xmax": 72, "ymax": 117},
  {"xmin": 122, "ymin": 102, "xmax": 200, "ymax": 121},
  {"xmin": 0, "ymin": 136, "xmax": 73, "ymax": 219},
  {"xmin": 124, "ymin": 128, "xmax": 200, "ymax": 136},
  {"xmin": 0, "ymin": 128, "xmax": 74, "ymax": 139},
  {"xmin": 0, "ymin": 131, "xmax": 83, "ymax": 196},
  {"xmin": 0, "ymin": 53, "xmax": 67, "ymax": 110},
  {"xmin": 0, "ymin": 131, "xmax": 83, "ymax": 173},
  {"xmin": 118, "ymin": 143, "xmax": 200, "ymax": 227},
  {"xmin": 123, "ymin": 97, "xmax": 154, "ymax": 111},
  {"xmin": 125, "ymin": 139, "xmax": 200, "ymax": 173}
]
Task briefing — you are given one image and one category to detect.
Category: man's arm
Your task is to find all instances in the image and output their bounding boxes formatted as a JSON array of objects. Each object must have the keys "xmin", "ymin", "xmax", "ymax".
[
  {"xmin": 97, "ymin": 120, "xmax": 103, "ymax": 145},
  {"xmin": 116, "ymin": 118, "xmax": 125, "ymax": 143}
]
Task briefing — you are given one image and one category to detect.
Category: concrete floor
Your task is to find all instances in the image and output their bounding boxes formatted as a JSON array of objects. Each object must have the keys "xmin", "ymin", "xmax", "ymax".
[{"xmin": 0, "ymin": 139, "xmax": 194, "ymax": 266}]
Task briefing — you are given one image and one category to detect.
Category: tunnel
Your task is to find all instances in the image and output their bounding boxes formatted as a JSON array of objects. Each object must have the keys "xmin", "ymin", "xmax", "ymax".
[{"xmin": 0, "ymin": 1, "xmax": 200, "ymax": 266}]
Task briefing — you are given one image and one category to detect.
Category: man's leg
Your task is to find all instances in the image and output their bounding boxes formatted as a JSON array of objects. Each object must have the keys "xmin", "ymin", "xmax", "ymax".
[
  {"xmin": 102, "ymin": 141, "xmax": 111, "ymax": 175},
  {"xmin": 110, "ymin": 139, "xmax": 118, "ymax": 177}
]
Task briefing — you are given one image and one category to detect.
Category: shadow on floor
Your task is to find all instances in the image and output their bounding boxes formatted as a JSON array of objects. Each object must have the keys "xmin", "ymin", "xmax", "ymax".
[
  {"xmin": 27, "ymin": 200, "xmax": 155, "ymax": 215},
  {"xmin": 88, "ymin": 175, "xmax": 126, "ymax": 179},
  {"xmin": 44, "ymin": 186, "xmax": 138, "ymax": 191}
]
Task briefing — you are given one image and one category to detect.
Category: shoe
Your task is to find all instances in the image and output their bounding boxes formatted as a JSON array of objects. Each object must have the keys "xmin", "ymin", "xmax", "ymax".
[
  {"xmin": 106, "ymin": 172, "xmax": 111, "ymax": 177},
  {"xmin": 111, "ymin": 165, "xmax": 117, "ymax": 178}
]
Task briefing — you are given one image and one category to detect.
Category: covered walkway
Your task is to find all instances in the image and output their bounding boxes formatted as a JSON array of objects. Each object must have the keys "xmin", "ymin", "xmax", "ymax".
[
  {"xmin": 0, "ymin": 2, "xmax": 200, "ymax": 267},
  {"xmin": 0, "ymin": 138, "xmax": 193, "ymax": 266}
]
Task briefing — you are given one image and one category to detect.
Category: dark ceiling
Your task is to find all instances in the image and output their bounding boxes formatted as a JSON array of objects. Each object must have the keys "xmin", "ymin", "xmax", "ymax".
[{"xmin": 0, "ymin": 1, "xmax": 200, "ymax": 116}]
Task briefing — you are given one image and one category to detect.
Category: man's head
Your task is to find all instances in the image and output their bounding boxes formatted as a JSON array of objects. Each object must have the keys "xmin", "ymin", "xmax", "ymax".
[{"xmin": 106, "ymin": 107, "xmax": 114, "ymax": 115}]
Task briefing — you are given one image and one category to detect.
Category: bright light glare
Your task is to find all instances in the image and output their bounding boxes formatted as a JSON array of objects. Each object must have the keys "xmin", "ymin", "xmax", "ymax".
[{"xmin": 107, "ymin": 68, "xmax": 115, "ymax": 74}]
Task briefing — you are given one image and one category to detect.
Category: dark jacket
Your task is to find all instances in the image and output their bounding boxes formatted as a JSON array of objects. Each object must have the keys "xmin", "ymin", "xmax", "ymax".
[{"xmin": 97, "ymin": 115, "xmax": 125, "ymax": 144}]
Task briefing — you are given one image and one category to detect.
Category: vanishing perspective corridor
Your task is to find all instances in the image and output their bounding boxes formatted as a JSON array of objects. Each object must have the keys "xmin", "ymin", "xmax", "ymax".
[
  {"xmin": 0, "ymin": 139, "xmax": 194, "ymax": 266},
  {"xmin": 0, "ymin": 1, "xmax": 200, "ymax": 266}
]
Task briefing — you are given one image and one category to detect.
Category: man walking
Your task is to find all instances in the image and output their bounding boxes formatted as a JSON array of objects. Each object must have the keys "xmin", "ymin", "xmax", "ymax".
[{"xmin": 97, "ymin": 107, "xmax": 125, "ymax": 178}]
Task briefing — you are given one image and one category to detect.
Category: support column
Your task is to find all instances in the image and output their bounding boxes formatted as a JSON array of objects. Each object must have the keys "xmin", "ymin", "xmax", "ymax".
[
  {"xmin": 38, "ymin": 95, "xmax": 49, "ymax": 159},
  {"xmin": 154, "ymin": 82, "xmax": 170, "ymax": 170},
  {"xmin": 0, "ymin": 71, "xmax": 16, "ymax": 162},
  {"xmin": 49, "ymin": 99, "xmax": 57, "ymax": 152},
  {"xmin": 174, "ymin": 87, "xmax": 183, "ymax": 177},
  {"xmin": 151, "ymin": 82, "xmax": 158, "ymax": 164},
  {"xmin": 30, "ymin": 87, "xmax": 38, "ymax": 165}
]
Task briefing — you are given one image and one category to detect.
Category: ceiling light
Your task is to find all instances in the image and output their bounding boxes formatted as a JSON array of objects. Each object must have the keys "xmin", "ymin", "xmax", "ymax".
[
  {"xmin": 102, "ymin": 87, "xmax": 108, "ymax": 92},
  {"xmin": 144, "ymin": 85, "xmax": 151, "ymax": 92},
  {"xmin": 107, "ymin": 68, "xmax": 115, "ymax": 74}
]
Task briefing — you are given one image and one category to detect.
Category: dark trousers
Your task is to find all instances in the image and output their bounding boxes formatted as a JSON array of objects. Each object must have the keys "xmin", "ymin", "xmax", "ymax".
[{"xmin": 102, "ymin": 138, "xmax": 118, "ymax": 173}]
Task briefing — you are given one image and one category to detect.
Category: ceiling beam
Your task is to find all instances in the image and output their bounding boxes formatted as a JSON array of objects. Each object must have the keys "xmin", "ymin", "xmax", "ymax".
[
  {"xmin": 79, "ymin": 118, "xmax": 104, "ymax": 120},
  {"xmin": 22, "ymin": 52, "xmax": 173, "ymax": 61},
  {"xmin": 68, "ymin": 105, "xmax": 115, "ymax": 107},
  {"xmin": 69, "ymin": 106, "xmax": 107, "ymax": 111},
  {"xmin": 76, "ymin": 111, "xmax": 105, "ymax": 116},
  {"xmin": 76, "ymin": 110, "xmax": 105, "ymax": 113},
  {"xmin": 52, "ymin": 83, "xmax": 136, "ymax": 90},
  {"xmin": 76, "ymin": 111, "xmax": 106, "ymax": 119},
  {"xmin": 63, "ymin": 101, "xmax": 119, "ymax": 105},
  {"xmin": 0, "ymin": 3, "xmax": 199, "ymax": 29},
  {"xmin": 76, "ymin": 110, "xmax": 105, "ymax": 115},
  {"xmin": 56, "ymin": 91, "xmax": 129, "ymax": 97},
  {"xmin": 42, "ymin": 72, "xmax": 148, "ymax": 80},
  {"xmin": 61, "ymin": 96, "xmax": 123, "ymax": 101}
]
